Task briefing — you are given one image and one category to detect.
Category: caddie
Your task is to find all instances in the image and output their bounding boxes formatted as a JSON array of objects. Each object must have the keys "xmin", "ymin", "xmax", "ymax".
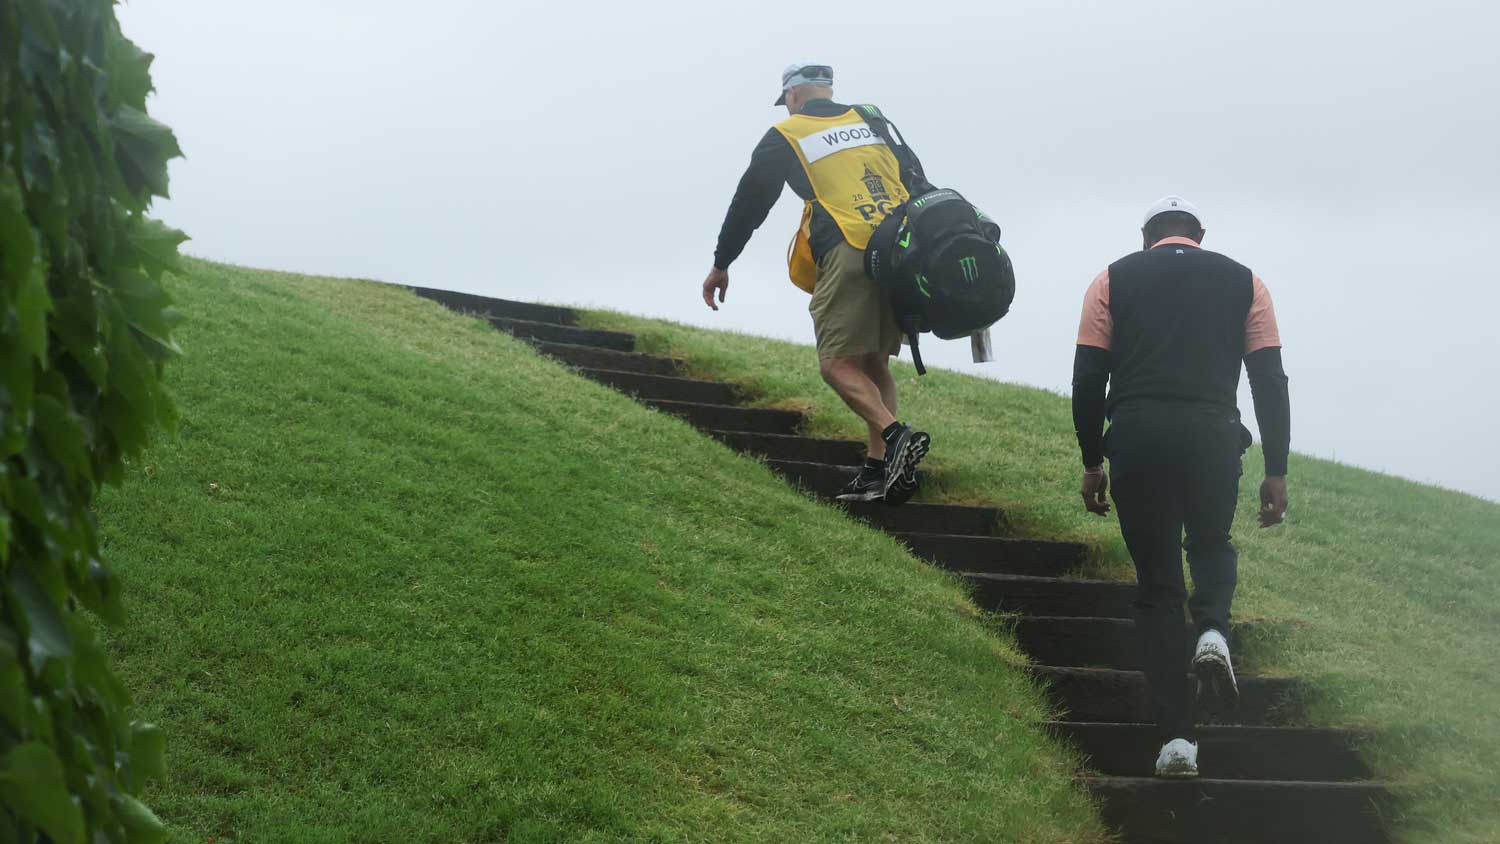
[{"xmin": 700, "ymin": 62, "xmax": 932, "ymax": 504}]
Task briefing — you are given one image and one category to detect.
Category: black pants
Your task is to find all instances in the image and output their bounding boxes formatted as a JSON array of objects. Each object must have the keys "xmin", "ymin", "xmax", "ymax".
[{"xmin": 1105, "ymin": 401, "xmax": 1248, "ymax": 742}]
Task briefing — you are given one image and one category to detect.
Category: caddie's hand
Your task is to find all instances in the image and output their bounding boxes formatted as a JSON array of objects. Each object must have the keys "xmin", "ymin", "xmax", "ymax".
[
  {"xmin": 1259, "ymin": 475, "xmax": 1288, "ymax": 527},
  {"xmin": 1081, "ymin": 467, "xmax": 1111, "ymax": 516},
  {"xmin": 702, "ymin": 267, "xmax": 729, "ymax": 311}
]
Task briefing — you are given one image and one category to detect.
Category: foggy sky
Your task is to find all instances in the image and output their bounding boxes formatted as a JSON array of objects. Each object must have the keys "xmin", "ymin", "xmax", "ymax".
[{"xmin": 117, "ymin": 0, "xmax": 1500, "ymax": 500}]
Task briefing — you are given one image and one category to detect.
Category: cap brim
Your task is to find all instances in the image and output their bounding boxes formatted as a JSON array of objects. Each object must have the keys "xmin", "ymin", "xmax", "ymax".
[{"xmin": 774, "ymin": 90, "xmax": 787, "ymax": 106}]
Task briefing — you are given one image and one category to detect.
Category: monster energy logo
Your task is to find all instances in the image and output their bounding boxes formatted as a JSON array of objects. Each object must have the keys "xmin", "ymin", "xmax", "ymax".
[
  {"xmin": 959, "ymin": 256, "xmax": 979, "ymax": 282},
  {"xmin": 898, "ymin": 231, "xmax": 911, "ymax": 248},
  {"xmin": 915, "ymin": 273, "xmax": 931, "ymax": 298}
]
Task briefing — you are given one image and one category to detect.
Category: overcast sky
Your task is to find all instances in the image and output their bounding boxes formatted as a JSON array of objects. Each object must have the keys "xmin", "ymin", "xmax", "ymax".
[{"xmin": 117, "ymin": 0, "xmax": 1500, "ymax": 501}]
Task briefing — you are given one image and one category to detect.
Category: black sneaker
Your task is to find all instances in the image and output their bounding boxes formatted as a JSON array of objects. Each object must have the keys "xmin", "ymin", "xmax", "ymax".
[
  {"xmin": 835, "ymin": 464, "xmax": 885, "ymax": 502},
  {"xmin": 881, "ymin": 423, "xmax": 931, "ymax": 506}
]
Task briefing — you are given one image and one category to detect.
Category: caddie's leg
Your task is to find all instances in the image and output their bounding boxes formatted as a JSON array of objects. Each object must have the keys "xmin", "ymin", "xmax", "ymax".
[
  {"xmin": 861, "ymin": 352, "xmax": 899, "ymax": 458},
  {"xmin": 820, "ymin": 356, "xmax": 897, "ymax": 458},
  {"xmin": 811, "ymin": 243, "xmax": 903, "ymax": 459}
]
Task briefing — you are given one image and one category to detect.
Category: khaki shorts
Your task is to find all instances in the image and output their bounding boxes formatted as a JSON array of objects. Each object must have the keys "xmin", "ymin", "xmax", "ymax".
[{"xmin": 809, "ymin": 242, "xmax": 902, "ymax": 360}]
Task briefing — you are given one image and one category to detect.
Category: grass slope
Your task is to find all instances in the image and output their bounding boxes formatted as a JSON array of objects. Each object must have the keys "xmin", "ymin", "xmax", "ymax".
[
  {"xmin": 97, "ymin": 259, "xmax": 1106, "ymax": 844},
  {"xmin": 587, "ymin": 309, "xmax": 1500, "ymax": 844}
]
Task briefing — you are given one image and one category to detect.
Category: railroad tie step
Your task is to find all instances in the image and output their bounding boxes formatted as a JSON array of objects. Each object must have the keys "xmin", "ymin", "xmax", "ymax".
[
  {"xmin": 765, "ymin": 459, "xmax": 859, "ymax": 496},
  {"xmin": 893, "ymin": 532, "xmax": 1087, "ymax": 578},
  {"xmin": 1032, "ymin": 666, "xmax": 1308, "ymax": 726},
  {"xmin": 1014, "ymin": 617, "xmax": 1266, "ymax": 671},
  {"xmin": 706, "ymin": 430, "xmax": 868, "ymax": 466},
  {"xmin": 643, "ymin": 400, "xmax": 805, "ymax": 436},
  {"xmin": 1081, "ymin": 776, "xmax": 1393, "ymax": 844},
  {"xmin": 578, "ymin": 368, "xmax": 738, "ymax": 405},
  {"xmin": 1048, "ymin": 722, "xmax": 1375, "ymax": 782},
  {"xmin": 963, "ymin": 573, "xmax": 1136, "ymax": 618},
  {"xmin": 490, "ymin": 317, "xmax": 636, "ymax": 351},
  {"xmin": 838, "ymin": 499, "xmax": 1005, "ymax": 537},
  {"xmin": 411, "ymin": 287, "xmax": 578, "ymax": 326},
  {"xmin": 531, "ymin": 341, "xmax": 683, "ymax": 376}
]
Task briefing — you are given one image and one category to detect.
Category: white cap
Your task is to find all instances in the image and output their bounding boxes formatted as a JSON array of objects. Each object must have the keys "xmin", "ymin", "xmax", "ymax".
[
  {"xmin": 1142, "ymin": 195, "xmax": 1203, "ymax": 229},
  {"xmin": 774, "ymin": 62, "xmax": 834, "ymax": 105}
]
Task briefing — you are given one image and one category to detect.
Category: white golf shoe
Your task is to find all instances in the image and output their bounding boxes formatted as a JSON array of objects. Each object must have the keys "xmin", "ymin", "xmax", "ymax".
[
  {"xmin": 1155, "ymin": 738, "xmax": 1200, "ymax": 778},
  {"xmin": 1193, "ymin": 628, "xmax": 1240, "ymax": 713}
]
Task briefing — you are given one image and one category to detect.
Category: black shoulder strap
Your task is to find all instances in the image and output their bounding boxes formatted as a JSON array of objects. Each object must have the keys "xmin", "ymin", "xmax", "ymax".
[{"xmin": 855, "ymin": 104, "xmax": 929, "ymax": 194}]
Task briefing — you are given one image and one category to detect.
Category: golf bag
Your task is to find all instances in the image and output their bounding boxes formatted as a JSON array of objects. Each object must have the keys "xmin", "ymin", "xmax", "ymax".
[{"xmin": 863, "ymin": 187, "xmax": 1015, "ymax": 374}]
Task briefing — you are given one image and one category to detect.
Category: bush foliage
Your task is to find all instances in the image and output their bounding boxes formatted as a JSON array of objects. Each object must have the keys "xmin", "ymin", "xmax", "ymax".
[{"xmin": 1, "ymin": 2, "xmax": 183, "ymax": 842}]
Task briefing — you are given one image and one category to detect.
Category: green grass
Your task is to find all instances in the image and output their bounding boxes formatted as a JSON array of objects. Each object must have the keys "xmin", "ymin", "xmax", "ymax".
[
  {"xmin": 96, "ymin": 259, "xmax": 1108, "ymax": 844},
  {"xmin": 585, "ymin": 309, "xmax": 1500, "ymax": 844}
]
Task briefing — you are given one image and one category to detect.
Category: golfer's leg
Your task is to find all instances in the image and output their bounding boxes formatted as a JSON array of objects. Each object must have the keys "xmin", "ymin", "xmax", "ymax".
[
  {"xmin": 1184, "ymin": 419, "xmax": 1243, "ymax": 637},
  {"xmin": 1110, "ymin": 413, "xmax": 1192, "ymax": 741}
]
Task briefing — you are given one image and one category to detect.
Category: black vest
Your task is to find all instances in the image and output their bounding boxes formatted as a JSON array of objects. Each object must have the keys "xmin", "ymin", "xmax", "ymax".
[{"xmin": 1106, "ymin": 243, "xmax": 1254, "ymax": 416}]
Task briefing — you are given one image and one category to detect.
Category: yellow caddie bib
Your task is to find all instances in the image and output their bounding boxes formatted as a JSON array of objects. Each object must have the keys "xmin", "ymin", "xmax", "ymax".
[{"xmin": 774, "ymin": 107, "xmax": 910, "ymax": 293}]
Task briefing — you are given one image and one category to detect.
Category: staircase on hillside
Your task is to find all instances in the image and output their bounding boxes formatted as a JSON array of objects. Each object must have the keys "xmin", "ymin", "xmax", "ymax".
[{"xmin": 413, "ymin": 286, "xmax": 1394, "ymax": 844}]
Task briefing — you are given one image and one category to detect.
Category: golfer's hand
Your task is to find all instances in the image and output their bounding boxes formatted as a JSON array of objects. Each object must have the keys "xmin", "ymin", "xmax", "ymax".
[
  {"xmin": 1081, "ymin": 468, "xmax": 1110, "ymax": 516},
  {"xmin": 702, "ymin": 267, "xmax": 728, "ymax": 311},
  {"xmin": 1259, "ymin": 475, "xmax": 1288, "ymax": 527}
]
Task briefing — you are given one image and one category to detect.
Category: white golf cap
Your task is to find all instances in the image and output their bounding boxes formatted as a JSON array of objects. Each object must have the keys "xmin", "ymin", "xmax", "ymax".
[
  {"xmin": 774, "ymin": 62, "xmax": 834, "ymax": 105},
  {"xmin": 1142, "ymin": 195, "xmax": 1203, "ymax": 229}
]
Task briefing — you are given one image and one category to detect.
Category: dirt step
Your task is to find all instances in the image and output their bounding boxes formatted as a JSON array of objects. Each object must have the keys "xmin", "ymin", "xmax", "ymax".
[
  {"xmin": 412, "ymin": 287, "xmax": 578, "ymax": 326},
  {"xmin": 1014, "ymin": 617, "xmax": 1264, "ymax": 671},
  {"xmin": 579, "ymin": 368, "xmax": 737, "ymax": 405},
  {"xmin": 707, "ymin": 430, "xmax": 868, "ymax": 466},
  {"xmin": 838, "ymin": 499, "xmax": 1004, "ymax": 537},
  {"xmin": 1081, "ymin": 776, "xmax": 1392, "ymax": 844},
  {"xmin": 964, "ymin": 573, "xmax": 1135, "ymax": 618},
  {"xmin": 1050, "ymin": 721, "xmax": 1373, "ymax": 782},
  {"xmin": 532, "ymin": 341, "xmax": 682, "ymax": 376},
  {"xmin": 492, "ymin": 317, "xmax": 635, "ymax": 351},
  {"xmin": 1034, "ymin": 666, "xmax": 1308, "ymax": 726},
  {"xmin": 644, "ymin": 400, "xmax": 804, "ymax": 436},
  {"xmin": 895, "ymin": 533, "xmax": 1086, "ymax": 578}
]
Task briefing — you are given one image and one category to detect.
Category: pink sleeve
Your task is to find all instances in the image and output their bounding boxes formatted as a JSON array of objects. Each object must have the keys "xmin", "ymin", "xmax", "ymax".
[
  {"xmin": 1245, "ymin": 274, "xmax": 1282, "ymax": 354},
  {"xmin": 1076, "ymin": 269, "xmax": 1112, "ymax": 350}
]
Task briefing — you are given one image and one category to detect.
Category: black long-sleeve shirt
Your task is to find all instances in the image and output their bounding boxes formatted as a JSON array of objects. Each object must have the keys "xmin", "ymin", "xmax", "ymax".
[
  {"xmin": 1071, "ymin": 239, "xmax": 1292, "ymax": 475},
  {"xmin": 1071, "ymin": 346, "xmax": 1290, "ymax": 474},
  {"xmin": 712, "ymin": 99, "xmax": 928, "ymax": 270}
]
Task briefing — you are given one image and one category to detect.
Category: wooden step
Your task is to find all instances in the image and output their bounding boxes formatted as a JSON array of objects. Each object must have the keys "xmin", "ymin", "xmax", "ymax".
[
  {"xmin": 964, "ymin": 573, "xmax": 1135, "ymax": 618},
  {"xmin": 491, "ymin": 317, "xmax": 635, "ymax": 351},
  {"xmin": 838, "ymin": 499, "xmax": 1004, "ymax": 537},
  {"xmin": 532, "ymin": 341, "xmax": 682, "ymax": 376},
  {"xmin": 1033, "ymin": 666, "xmax": 1308, "ymax": 726},
  {"xmin": 578, "ymin": 368, "xmax": 737, "ymax": 405},
  {"xmin": 765, "ymin": 459, "xmax": 858, "ymax": 497},
  {"xmin": 1013, "ymin": 617, "xmax": 1264, "ymax": 671},
  {"xmin": 894, "ymin": 532, "xmax": 1087, "ymax": 578},
  {"xmin": 707, "ymin": 430, "xmax": 868, "ymax": 466},
  {"xmin": 1050, "ymin": 722, "xmax": 1374, "ymax": 782},
  {"xmin": 411, "ymin": 287, "xmax": 577, "ymax": 325},
  {"xmin": 1081, "ymin": 776, "xmax": 1392, "ymax": 844},
  {"xmin": 644, "ymin": 400, "xmax": 804, "ymax": 435}
]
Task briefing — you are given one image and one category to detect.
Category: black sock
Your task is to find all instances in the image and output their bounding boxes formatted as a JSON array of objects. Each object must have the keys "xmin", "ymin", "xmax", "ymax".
[
  {"xmin": 863, "ymin": 457, "xmax": 886, "ymax": 471},
  {"xmin": 881, "ymin": 422, "xmax": 902, "ymax": 440}
]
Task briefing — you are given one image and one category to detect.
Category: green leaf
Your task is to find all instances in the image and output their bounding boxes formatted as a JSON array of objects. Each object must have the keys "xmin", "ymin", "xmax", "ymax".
[
  {"xmin": 128, "ymin": 723, "xmax": 166, "ymax": 783},
  {"xmin": 0, "ymin": 641, "xmax": 27, "ymax": 730},
  {"xmin": 114, "ymin": 794, "xmax": 165, "ymax": 844},
  {"xmin": 111, "ymin": 106, "xmax": 182, "ymax": 201},
  {"xmin": 33, "ymin": 395, "xmax": 94, "ymax": 485},
  {"xmin": 8, "ymin": 561, "xmax": 73, "ymax": 671},
  {"xmin": 128, "ymin": 218, "xmax": 188, "ymax": 281},
  {"xmin": 15, "ymin": 258, "xmax": 52, "ymax": 363},
  {"xmin": 0, "ymin": 744, "xmax": 85, "ymax": 844}
]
